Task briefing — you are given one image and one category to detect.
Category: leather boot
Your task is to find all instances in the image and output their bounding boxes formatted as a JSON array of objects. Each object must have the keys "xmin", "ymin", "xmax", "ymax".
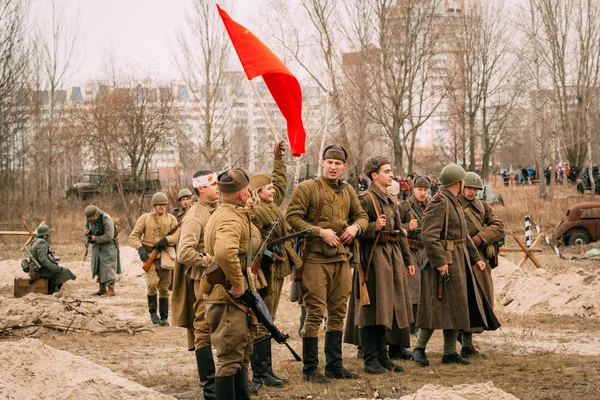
[
  {"xmin": 388, "ymin": 344, "xmax": 414, "ymax": 361},
  {"xmin": 374, "ymin": 326, "xmax": 404, "ymax": 372},
  {"xmin": 234, "ymin": 366, "xmax": 251, "ymax": 400},
  {"xmin": 359, "ymin": 327, "xmax": 387, "ymax": 374},
  {"xmin": 195, "ymin": 346, "xmax": 215, "ymax": 400},
  {"xmin": 251, "ymin": 338, "xmax": 284, "ymax": 387},
  {"xmin": 93, "ymin": 284, "xmax": 107, "ymax": 296},
  {"xmin": 215, "ymin": 374, "xmax": 235, "ymax": 399},
  {"xmin": 159, "ymin": 297, "xmax": 169, "ymax": 326},
  {"xmin": 442, "ymin": 353, "xmax": 470, "ymax": 365},
  {"xmin": 324, "ymin": 331, "xmax": 360, "ymax": 379},
  {"xmin": 265, "ymin": 337, "xmax": 287, "ymax": 383},
  {"xmin": 412, "ymin": 347, "xmax": 429, "ymax": 367},
  {"xmin": 147, "ymin": 295, "xmax": 160, "ymax": 324},
  {"xmin": 302, "ymin": 337, "xmax": 330, "ymax": 383}
]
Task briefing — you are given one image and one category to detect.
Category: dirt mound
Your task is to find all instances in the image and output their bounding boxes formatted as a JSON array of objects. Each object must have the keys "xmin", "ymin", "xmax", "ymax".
[
  {"xmin": 494, "ymin": 257, "xmax": 600, "ymax": 318},
  {"xmin": 398, "ymin": 382, "xmax": 519, "ymax": 400},
  {"xmin": 0, "ymin": 338, "xmax": 175, "ymax": 399}
]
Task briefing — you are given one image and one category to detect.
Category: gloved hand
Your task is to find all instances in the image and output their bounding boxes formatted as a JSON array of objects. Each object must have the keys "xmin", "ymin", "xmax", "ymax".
[
  {"xmin": 138, "ymin": 247, "xmax": 149, "ymax": 262},
  {"xmin": 155, "ymin": 237, "xmax": 169, "ymax": 252},
  {"xmin": 274, "ymin": 140, "xmax": 285, "ymax": 160}
]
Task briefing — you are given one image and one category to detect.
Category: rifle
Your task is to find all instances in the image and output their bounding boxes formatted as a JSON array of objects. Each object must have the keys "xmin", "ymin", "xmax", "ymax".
[
  {"xmin": 438, "ymin": 270, "xmax": 449, "ymax": 300},
  {"xmin": 250, "ymin": 219, "xmax": 280, "ymax": 275},
  {"xmin": 354, "ymin": 163, "xmax": 360, "ymax": 193},
  {"xmin": 266, "ymin": 228, "xmax": 311, "ymax": 253},
  {"xmin": 143, "ymin": 220, "xmax": 183, "ymax": 272},
  {"xmin": 82, "ymin": 234, "xmax": 90, "ymax": 266}
]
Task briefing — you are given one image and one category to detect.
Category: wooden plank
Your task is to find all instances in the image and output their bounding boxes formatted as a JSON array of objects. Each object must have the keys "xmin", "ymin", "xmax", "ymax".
[
  {"xmin": 0, "ymin": 231, "xmax": 31, "ymax": 236},
  {"xmin": 514, "ymin": 233, "xmax": 543, "ymax": 269},
  {"xmin": 500, "ymin": 248, "xmax": 543, "ymax": 253}
]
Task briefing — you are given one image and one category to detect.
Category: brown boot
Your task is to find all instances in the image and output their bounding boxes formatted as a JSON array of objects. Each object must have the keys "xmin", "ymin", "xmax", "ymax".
[
  {"xmin": 92, "ymin": 284, "xmax": 107, "ymax": 296},
  {"xmin": 106, "ymin": 290, "xmax": 115, "ymax": 297}
]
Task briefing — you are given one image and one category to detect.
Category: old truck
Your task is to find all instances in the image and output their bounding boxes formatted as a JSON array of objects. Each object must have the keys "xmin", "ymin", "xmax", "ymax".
[{"xmin": 66, "ymin": 171, "xmax": 162, "ymax": 200}]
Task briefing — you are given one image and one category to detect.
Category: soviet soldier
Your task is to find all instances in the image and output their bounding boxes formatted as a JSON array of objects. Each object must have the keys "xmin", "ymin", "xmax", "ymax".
[
  {"xmin": 413, "ymin": 164, "xmax": 490, "ymax": 367},
  {"xmin": 174, "ymin": 170, "xmax": 220, "ymax": 399},
  {"xmin": 458, "ymin": 172, "xmax": 503, "ymax": 356},
  {"xmin": 172, "ymin": 189, "xmax": 193, "ymax": 222},
  {"xmin": 202, "ymin": 169, "xmax": 260, "ymax": 399},
  {"xmin": 248, "ymin": 141, "xmax": 302, "ymax": 387},
  {"xmin": 84, "ymin": 205, "xmax": 121, "ymax": 297},
  {"xmin": 398, "ymin": 176, "xmax": 432, "ymax": 346},
  {"xmin": 286, "ymin": 145, "xmax": 368, "ymax": 383},
  {"xmin": 29, "ymin": 225, "xmax": 76, "ymax": 294},
  {"xmin": 130, "ymin": 192, "xmax": 179, "ymax": 326},
  {"xmin": 351, "ymin": 156, "xmax": 415, "ymax": 374}
]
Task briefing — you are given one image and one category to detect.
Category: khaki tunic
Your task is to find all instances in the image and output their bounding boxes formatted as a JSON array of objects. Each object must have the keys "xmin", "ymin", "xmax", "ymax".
[
  {"xmin": 460, "ymin": 195, "xmax": 504, "ymax": 330},
  {"xmin": 398, "ymin": 194, "xmax": 428, "ymax": 305},
  {"xmin": 84, "ymin": 211, "xmax": 121, "ymax": 285},
  {"xmin": 417, "ymin": 187, "xmax": 490, "ymax": 330},
  {"xmin": 173, "ymin": 199, "xmax": 218, "ymax": 349}
]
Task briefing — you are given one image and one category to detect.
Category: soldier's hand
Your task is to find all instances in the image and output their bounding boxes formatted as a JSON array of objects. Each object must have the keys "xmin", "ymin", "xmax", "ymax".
[
  {"xmin": 85, "ymin": 229, "xmax": 90, "ymax": 236},
  {"xmin": 138, "ymin": 247, "xmax": 149, "ymax": 262},
  {"xmin": 319, "ymin": 228, "xmax": 340, "ymax": 247},
  {"xmin": 409, "ymin": 219, "xmax": 419, "ymax": 231},
  {"xmin": 274, "ymin": 140, "xmax": 285, "ymax": 160},
  {"xmin": 407, "ymin": 265, "xmax": 415, "ymax": 276},
  {"xmin": 471, "ymin": 235, "xmax": 482, "ymax": 247},
  {"xmin": 229, "ymin": 283, "xmax": 245, "ymax": 298},
  {"xmin": 340, "ymin": 224, "xmax": 359, "ymax": 244},
  {"xmin": 436, "ymin": 264, "xmax": 449, "ymax": 275},
  {"xmin": 155, "ymin": 237, "xmax": 168, "ymax": 252},
  {"xmin": 375, "ymin": 214, "xmax": 386, "ymax": 231},
  {"xmin": 89, "ymin": 235, "xmax": 96, "ymax": 242},
  {"xmin": 476, "ymin": 260, "xmax": 486, "ymax": 271}
]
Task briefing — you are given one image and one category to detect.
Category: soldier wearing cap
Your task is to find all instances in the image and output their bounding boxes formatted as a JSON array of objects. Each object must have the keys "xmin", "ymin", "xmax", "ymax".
[
  {"xmin": 173, "ymin": 170, "xmax": 220, "ymax": 399},
  {"xmin": 412, "ymin": 164, "xmax": 491, "ymax": 367},
  {"xmin": 130, "ymin": 192, "xmax": 179, "ymax": 326},
  {"xmin": 172, "ymin": 189, "xmax": 194, "ymax": 222},
  {"xmin": 398, "ymin": 176, "xmax": 432, "ymax": 345},
  {"xmin": 29, "ymin": 225, "xmax": 76, "ymax": 294},
  {"xmin": 346, "ymin": 156, "xmax": 415, "ymax": 374},
  {"xmin": 84, "ymin": 205, "xmax": 121, "ymax": 296},
  {"xmin": 202, "ymin": 168, "xmax": 261, "ymax": 399},
  {"xmin": 286, "ymin": 144, "xmax": 368, "ymax": 383},
  {"xmin": 458, "ymin": 172, "xmax": 503, "ymax": 357}
]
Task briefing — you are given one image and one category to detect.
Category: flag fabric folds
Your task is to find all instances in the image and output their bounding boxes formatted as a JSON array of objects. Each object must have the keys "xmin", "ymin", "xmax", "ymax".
[{"xmin": 217, "ymin": 4, "xmax": 306, "ymax": 156}]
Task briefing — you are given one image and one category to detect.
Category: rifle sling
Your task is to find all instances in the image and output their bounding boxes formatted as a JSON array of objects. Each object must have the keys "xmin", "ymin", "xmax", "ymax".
[
  {"xmin": 364, "ymin": 190, "xmax": 382, "ymax": 282},
  {"xmin": 464, "ymin": 206, "xmax": 485, "ymax": 233}
]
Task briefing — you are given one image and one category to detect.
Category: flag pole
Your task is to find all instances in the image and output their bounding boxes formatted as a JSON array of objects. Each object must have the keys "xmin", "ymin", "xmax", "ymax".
[{"xmin": 248, "ymin": 79, "xmax": 287, "ymax": 144}]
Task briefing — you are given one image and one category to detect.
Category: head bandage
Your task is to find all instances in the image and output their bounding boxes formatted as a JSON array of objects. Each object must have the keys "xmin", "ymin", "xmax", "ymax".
[{"xmin": 193, "ymin": 172, "xmax": 218, "ymax": 188}]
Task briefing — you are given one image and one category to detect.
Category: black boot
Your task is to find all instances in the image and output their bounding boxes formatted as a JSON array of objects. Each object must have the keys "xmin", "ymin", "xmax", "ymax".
[
  {"xmin": 374, "ymin": 327, "xmax": 404, "ymax": 372},
  {"xmin": 147, "ymin": 295, "xmax": 160, "ymax": 324},
  {"xmin": 251, "ymin": 338, "xmax": 284, "ymax": 387},
  {"xmin": 442, "ymin": 353, "xmax": 470, "ymax": 365},
  {"xmin": 215, "ymin": 375, "xmax": 235, "ymax": 399},
  {"xmin": 388, "ymin": 344, "xmax": 414, "ymax": 360},
  {"xmin": 159, "ymin": 297, "xmax": 169, "ymax": 326},
  {"xmin": 302, "ymin": 337, "xmax": 330, "ymax": 383},
  {"xmin": 324, "ymin": 331, "xmax": 360, "ymax": 379},
  {"xmin": 412, "ymin": 347, "xmax": 429, "ymax": 367},
  {"xmin": 359, "ymin": 327, "xmax": 387, "ymax": 374},
  {"xmin": 195, "ymin": 346, "xmax": 215, "ymax": 400},
  {"xmin": 265, "ymin": 337, "xmax": 287, "ymax": 383},
  {"xmin": 234, "ymin": 366, "xmax": 251, "ymax": 400}
]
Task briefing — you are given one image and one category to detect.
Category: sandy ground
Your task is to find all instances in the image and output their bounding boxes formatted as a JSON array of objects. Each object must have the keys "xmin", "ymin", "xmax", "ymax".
[{"xmin": 0, "ymin": 242, "xmax": 599, "ymax": 399}]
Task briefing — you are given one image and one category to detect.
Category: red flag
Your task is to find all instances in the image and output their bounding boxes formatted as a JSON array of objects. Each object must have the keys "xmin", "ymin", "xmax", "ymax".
[{"xmin": 217, "ymin": 4, "xmax": 306, "ymax": 156}]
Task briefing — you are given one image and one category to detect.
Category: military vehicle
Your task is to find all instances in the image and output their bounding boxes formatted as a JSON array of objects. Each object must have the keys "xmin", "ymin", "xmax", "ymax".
[{"xmin": 66, "ymin": 171, "xmax": 162, "ymax": 200}]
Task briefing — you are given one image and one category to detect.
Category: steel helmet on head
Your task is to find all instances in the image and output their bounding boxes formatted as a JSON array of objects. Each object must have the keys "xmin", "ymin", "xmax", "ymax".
[
  {"xmin": 151, "ymin": 192, "xmax": 169, "ymax": 206},
  {"xmin": 440, "ymin": 164, "xmax": 466, "ymax": 187},
  {"xmin": 177, "ymin": 189, "xmax": 193, "ymax": 201},
  {"xmin": 464, "ymin": 171, "xmax": 483, "ymax": 189},
  {"xmin": 37, "ymin": 224, "xmax": 51, "ymax": 236}
]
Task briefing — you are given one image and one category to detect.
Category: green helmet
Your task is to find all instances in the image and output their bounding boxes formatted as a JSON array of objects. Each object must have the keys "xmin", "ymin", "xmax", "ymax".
[
  {"xmin": 177, "ymin": 188, "xmax": 193, "ymax": 201},
  {"xmin": 37, "ymin": 224, "xmax": 51, "ymax": 236},
  {"xmin": 84, "ymin": 205, "xmax": 99, "ymax": 218},
  {"xmin": 464, "ymin": 171, "xmax": 483, "ymax": 189},
  {"xmin": 440, "ymin": 164, "xmax": 466, "ymax": 187},
  {"xmin": 151, "ymin": 192, "xmax": 169, "ymax": 206}
]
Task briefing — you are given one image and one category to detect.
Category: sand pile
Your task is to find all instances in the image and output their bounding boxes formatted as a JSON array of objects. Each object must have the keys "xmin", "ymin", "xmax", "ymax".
[
  {"xmin": 493, "ymin": 257, "xmax": 600, "ymax": 318},
  {"xmin": 0, "ymin": 338, "xmax": 175, "ymax": 399},
  {"xmin": 398, "ymin": 382, "xmax": 519, "ymax": 400}
]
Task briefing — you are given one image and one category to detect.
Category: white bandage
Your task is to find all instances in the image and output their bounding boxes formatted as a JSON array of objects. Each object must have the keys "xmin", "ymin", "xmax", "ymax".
[{"xmin": 192, "ymin": 172, "xmax": 218, "ymax": 188}]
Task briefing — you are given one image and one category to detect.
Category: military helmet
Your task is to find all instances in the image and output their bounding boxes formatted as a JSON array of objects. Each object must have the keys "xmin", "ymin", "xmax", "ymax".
[
  {"xmin": 464, "ymin": 172, "xmax": 483, "ymax": 189},
  {"xmin": 177, "ymin": 189, "xmax": 193, "ymax": 201},
  {"xmin": 37, "ymin": 224, "xmax": 51, "ymax": 236},
  {"xmin": 440, "ymin": 164, "xmax": 466, "ymax": 187},
  {"xmin": 151, "ymin": 192, "xmax": 169, "ymax": 206},
  {"xmin": 84, "ymin": 205, "xmax": 99, "ymax": 218}
]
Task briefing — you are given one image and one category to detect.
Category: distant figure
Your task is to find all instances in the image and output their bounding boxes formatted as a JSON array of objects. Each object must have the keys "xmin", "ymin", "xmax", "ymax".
[{"xmin": 502, "ymin": 171, "xmax": 510, "ymax": 187}]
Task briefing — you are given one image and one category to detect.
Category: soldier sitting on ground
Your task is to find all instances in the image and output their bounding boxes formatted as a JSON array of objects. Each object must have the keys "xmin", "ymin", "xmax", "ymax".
[{"xmin": 29, "ymin": 224, "xmax": 76, "ymax": 294}]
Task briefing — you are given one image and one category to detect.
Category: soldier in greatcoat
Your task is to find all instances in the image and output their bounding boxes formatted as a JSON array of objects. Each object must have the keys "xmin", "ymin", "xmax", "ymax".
[
  {"xmin": 412, "ymin": 164, "xmax": 490, "ymax": 367},
  {"xmin": 130, "ymin": 192, "xmax": 179, "ymax": 326},
  {"xmin": 458, "ymin": 172, "xmax": 503, "ymax": 356},
  {"xmin": 350, "ymin": 156, "xmax": 415, "ymax": 374},
  {"xmin": 84, "ymin": 205, "xmax": 121, "ymax": 297},
  {"xmin": 29, "ymin": 225, "xmax": 76, "ymax": 294},
  {"xmin": 173, "ymin": 170, "xmax": 220, "ymax": 399},
  {"xmin": 248, "ymin": 141, "xmax": 302, "ymax": 387},
  {"xmin": 286, "ymin": 145, "xmax": 368, "ymax": 383}
]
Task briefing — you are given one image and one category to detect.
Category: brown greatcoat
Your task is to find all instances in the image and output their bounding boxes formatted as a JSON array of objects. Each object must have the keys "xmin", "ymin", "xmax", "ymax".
[
  {"xmin": 418, "ymin": 187, "xmax": 494, "ymax": 330},
  {"xmin": 459, "ymin": 195, "xmax": 504, "ymax": 331},
  {"xmin": 398, "ymin": 194, "xmax": 428, "ymax": 304}
]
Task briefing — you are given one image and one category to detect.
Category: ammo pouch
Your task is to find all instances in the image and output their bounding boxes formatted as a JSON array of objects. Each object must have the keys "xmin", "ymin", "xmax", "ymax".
[
  {"xmin": 443, "ymin": 239, "xmax": 465, "ymax": 265},
  {"xmin": 322, "ymin": 241, "xmax": 339, "ymax": 257},
  {"xmin": 205, "ymin": 264, "xmax": 228, "ymax": 287},
  {"xmin": 21, "ymin": 259, "xmax": 33, "ymax": 273}
]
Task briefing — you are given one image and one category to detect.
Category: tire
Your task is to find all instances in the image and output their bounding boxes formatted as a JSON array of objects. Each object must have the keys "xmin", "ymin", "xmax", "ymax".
[{"xmin": 567, "ymin": 231, "xmax": 590, "ymax": 246}]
